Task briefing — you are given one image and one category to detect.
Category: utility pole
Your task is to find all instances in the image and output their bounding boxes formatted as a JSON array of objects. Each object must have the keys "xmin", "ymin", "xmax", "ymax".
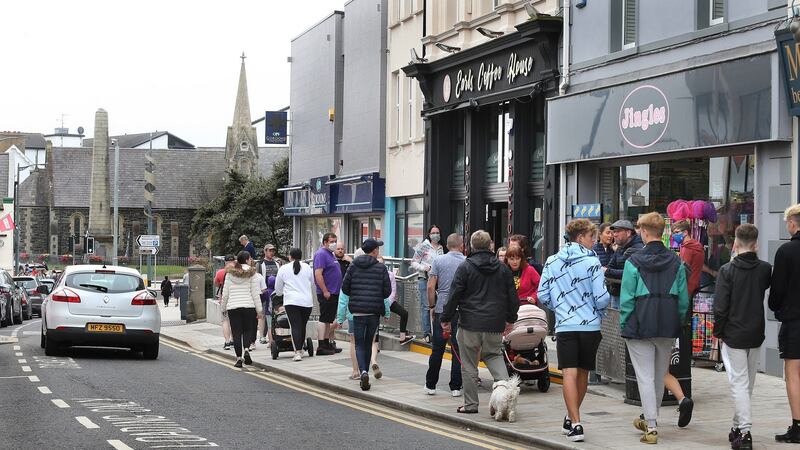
[
  {"xmin": 144, "ymin": 132, "xmax": 156, "ymax": 285},
  {"xmin": 112, "ymin": 139, "xmax": 120, "ymax": 265}
]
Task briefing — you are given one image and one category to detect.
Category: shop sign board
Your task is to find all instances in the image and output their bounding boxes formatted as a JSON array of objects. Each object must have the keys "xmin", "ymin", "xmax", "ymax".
[
  {"xmin": 547, "ymin": 54, "xmax": 776, "ymax": 164},
  {"xmin": 264, "ymin": 110, "xmax": 288, "ymax": 144},
  {"xmin": 332, "ymin": 173, "xmax": 385, "ymax": 214},
  {"xmin": 284, "ymin": 176, "xmax": 333, "ymax": 216},
  {"xmin": 572, "ymin": 203, "xmax": 602, "ymax": 219},
  {"xmin": 776, "ymin": 29, "xmax": 800, "ymax": 116}
]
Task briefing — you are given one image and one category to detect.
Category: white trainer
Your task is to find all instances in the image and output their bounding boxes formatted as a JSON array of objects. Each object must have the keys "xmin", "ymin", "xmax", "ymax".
[
  {"xmin": 424, "ymin": 387, "xmax": 436, "ymax": 395},
  {"xmin": 451, "ymin": 389, "xmax": 463, "ymax": 397},
  {"xmin": 293, "ymin": 352, "xmax": 302, "ymax": 362}
]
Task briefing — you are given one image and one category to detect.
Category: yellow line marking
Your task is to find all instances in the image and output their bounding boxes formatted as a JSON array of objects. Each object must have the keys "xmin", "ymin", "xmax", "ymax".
[{"xmin": 162, "ymin": 339, "xmax": 526, "ymax": 450}]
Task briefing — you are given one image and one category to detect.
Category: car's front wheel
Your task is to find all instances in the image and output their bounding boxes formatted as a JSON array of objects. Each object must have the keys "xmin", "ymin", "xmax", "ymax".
[{"xmin": 142, "ymin": 342, "xmax": 159, "ymax": 360}]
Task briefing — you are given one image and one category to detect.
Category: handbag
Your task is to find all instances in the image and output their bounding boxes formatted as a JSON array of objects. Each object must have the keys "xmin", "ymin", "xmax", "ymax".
[{"xmin": 709, "ymin": 337, "xmax": 722, "ymax": 363}]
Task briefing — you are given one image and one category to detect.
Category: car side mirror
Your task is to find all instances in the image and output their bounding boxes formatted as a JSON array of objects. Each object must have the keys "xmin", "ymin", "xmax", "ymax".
[{"xmin": 37, "ymin": 285, "xmax": 49, "ymax": 294}]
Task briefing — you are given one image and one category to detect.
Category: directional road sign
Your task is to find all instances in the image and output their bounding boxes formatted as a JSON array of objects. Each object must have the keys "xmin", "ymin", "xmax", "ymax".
[
  {"xmin": 136, "ymin": 235, "xmax": 160, "ymax": 248},
  {"xmin": 139, "ymin": 246, "xmax": 159, "ymax": 255}
]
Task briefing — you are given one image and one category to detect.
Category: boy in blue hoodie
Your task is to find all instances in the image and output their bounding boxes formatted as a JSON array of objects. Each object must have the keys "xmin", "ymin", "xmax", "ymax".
[{"xmin": 538, "ymin": 219, "xmax": 610, "ymax": 443}]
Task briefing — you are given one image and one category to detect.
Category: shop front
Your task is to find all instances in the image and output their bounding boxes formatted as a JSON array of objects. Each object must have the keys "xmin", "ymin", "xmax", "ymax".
[
  {"xmin": 548, "ymin": 52, "xmax": 792, "ymax": 379},
  {"xmin": 403, "ymin": 17, "xmax": 562, "ymax": 258},
  {"xmin": 329, "ymin": 172, "xmax": 385, "ymax": 253},
  {"xmin": 281, "ymin": 176, "xmax": 342, "ymax": 259}
]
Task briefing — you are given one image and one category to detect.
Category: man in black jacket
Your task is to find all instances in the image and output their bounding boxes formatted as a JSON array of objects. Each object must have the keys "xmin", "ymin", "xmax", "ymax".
[
  {"xmin": 770, "ymin": 204, "xmax": 800, "ymax": 444},
  {"xmin": 341, "ymin": 238, "xmax": 391, "ymax": 391},
  {"xmin": 442, "ymin": 230, "xmax": 519, "ymax": 414},
  {"xmin": 604, "ymin": 220, "xmax": 643, "ymax": 308},
  {"xmin": 713, "ymin": 224, "xmax": 771, "ymax": 449}
]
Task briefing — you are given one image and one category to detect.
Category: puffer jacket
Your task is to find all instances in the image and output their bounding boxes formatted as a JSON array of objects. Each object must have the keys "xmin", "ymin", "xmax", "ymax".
[
  {"xmin": 442, "ymin": 250, "xmax": 519, "ymax": 333},
  {"xmin": 342, "ymin": 255, "xmax": 391, "ymax": 315},
  {"xmin": 620, "ymin": 241, "xmax": 689, "ymax": 339},
  {"xmin": 221, "ymin": 264, "xmax": 263, "ymax": 313},
  {"xmin": 538, "ymin": 243, "xmax": 610, "ymax": 333}
]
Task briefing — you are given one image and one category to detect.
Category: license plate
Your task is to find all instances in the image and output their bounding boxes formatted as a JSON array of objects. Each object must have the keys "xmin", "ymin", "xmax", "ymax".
[{"xmin": 86, "ymin": 323, "xmax": 124, "ymax": 333}]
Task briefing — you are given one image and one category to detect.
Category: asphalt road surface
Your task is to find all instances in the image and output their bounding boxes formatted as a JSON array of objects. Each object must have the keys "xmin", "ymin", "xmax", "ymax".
[{"xmin": 0, "ymin": 320, "xmax": 528, "ymax": 450}]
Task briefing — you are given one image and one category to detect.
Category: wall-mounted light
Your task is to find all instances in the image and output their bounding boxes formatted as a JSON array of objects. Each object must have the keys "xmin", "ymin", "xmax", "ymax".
[
  {"xmin": 791, "ymin": 0, "xmax": 800, "ymax": 42},
  {"xmin": 576, "ymin": 0, "xmax": 587, "ymax": 9},
  {"xmin": 409, "ymin": 48, "xmax": 427, "ymax": 64},
  {"xmin": 477, "ymin": 27, "xmax": 504, "ymax": 39},
  {"xmin": 435, "ymin": 42, "xmax": 461, "ymax": 53}
]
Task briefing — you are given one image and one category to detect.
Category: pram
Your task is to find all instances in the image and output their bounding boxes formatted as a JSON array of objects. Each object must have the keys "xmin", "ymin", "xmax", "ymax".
[
  {"xmin": 269, "ymin": 293, "xmax": 314, "ymax": 360},
  {"xmin": 502, "ymin": 304, "xmax": 550, "ymax": 392}
]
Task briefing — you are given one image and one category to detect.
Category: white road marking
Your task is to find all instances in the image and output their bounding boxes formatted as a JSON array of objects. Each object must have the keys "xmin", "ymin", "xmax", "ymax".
[
  {"xmin": 76, "ymin": 416, "xmax": 100, "ymax": 429},
  {"xmin": 52, "ymin": 399, "xmax": 70, "ymax": 408},
  {"xmin": 107, "ymin": 440, "xmax": 134, "ymax": 450},
  {"xmin": 0, "ymin": 375, "xmax": 31, "ymax": 379},
  {"xmin": 21, "ymin": 365, "xmax": 31, "ymax": 372},
  {"xmin": 11, "ymin": 328, "xmax": 19, "ymax": 337},
  {"xmin": 15, "ymin": 352, "xmax": 22, "ymax": 356},
  {"xmin": 28, "ymin": 375, "xmax": 39, "ymax": 382},
  {"xmin": 13, "ymin": 345, "xmax": 20, "ymax": 350},
  {"xmin": 38, "ymin": 386, "xmax": 52, "ymax": 394},
  {"xmin": 18, "ymin": 358, "xmax": 27, "ymax": 363},
  {"xmin": 22, "ymin": 331, "xmax": 39, "ymax": 336}
]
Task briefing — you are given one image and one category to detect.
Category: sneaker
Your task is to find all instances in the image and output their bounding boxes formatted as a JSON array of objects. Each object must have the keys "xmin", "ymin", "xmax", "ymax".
[
  {"xmin": 423, "ymin": 333, "xmax": 431, "ymax": 343},
  {"xmin": 451, "ymin": 389, "xmax": 462, "ymax": 397},
  {"xmin": 248, "ymin": 344, "xmax": 256, "ymax": 352},
  {"xmin": 633, "ymin": 415, "xmax": 649, "ymax": 433},
  {"xmin": 399, "ymin": 336, "xmax": 415, "ymax": 345},
  {"xmin": 233, "ymin": 359, "xmax": 243, "ymax": 368},
  {"xmin": 729, "ymin": 427, "xmax": 741, "ymax": 443},
  {"xmin": 640, "ymin": 430, "xmax": 658, "ymax": 444},
  {"xmin": 732, "ymin": 431, "xmax": 752, "ymax": 450},
  {"xmin": 293, "ymin": 352, "xmax": 302, "ymax": 362},
  {"xmin": 223, "ymin": 342, "xmax": 232, "ymax": 351},
  {"xmin": 424, "ymin": 387, "xmax": 436, "ymax": 395},
  {"xmin": 562, "ymin": 416, "xmax": 572, "ymax": 435},
  {"xmin": 316, "ymin": 346, "xmax": 335, "ymax": 356},
  {"xmin": 243, "ymin": 350, "xmax": 252, "ymax": 365},
  {"xmin": 776, "ymin": 425, "xmax": 800, "ymax": 443},
  {"xmin": 677, "ymin": 397, "xmax": 694, "ymax": 428},
  {"xmin": 259, "ymin": 337, "xmax": 268, "ymax": 344},
  {"xmin": 360, "ymin": 372, "xmax": 371, "ymax": 391},
  {"xmin": 566, "ymin": 425, "xmax": 584, "ymax": 442},
  {"xmin": 372, "ymin": 364, "xmax": 382, "ymax": 379},
  {"xmin": 333, "ymin": 347, "xmax": 343, "ymax": 354}
]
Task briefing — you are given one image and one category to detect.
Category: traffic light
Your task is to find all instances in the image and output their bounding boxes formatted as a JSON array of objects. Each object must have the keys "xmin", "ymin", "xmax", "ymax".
[{"xmin": 86, "ymin": 236, "xmax": 95, "ymax": 254}]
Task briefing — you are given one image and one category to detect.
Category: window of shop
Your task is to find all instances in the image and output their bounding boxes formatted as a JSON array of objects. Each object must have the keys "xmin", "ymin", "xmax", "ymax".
[
  {"xmin": 395, "ymin": 197, "xmax": 424, "ymax": 258},
  {"xmin": 600, "ymin": 153, "xmax": 754, "ymax": 277},
  {"xmin": 350, "ymin": 217, "xmax": 382, "ymax": 253},
  {"xmin": 530, "ymin": 96, "xmax": 546, "ymax": 182},
  {"xmin": 452, "ymin": 111, "xmax": 466, "ymax": 188},
  {"xmin": 485, "ymin": 103, "xmax": 511, "ymax": 184},
  {"xmin": 301, "ymin": 217, "xmax": 343, "ymax": 260},
  {"xmin": 407, "ymin": 77, "xmax": 414, "ymax": 140}
]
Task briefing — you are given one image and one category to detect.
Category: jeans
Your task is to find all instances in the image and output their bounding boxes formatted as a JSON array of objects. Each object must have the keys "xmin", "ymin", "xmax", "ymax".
[
  {"xmin": 721, "ymin": 343, "xmax": 759, "ymax": 433},
  {"xmin": 418, "ymin": 278, "xmax": 431, "ymax": 336},
  {"xmin": 458, "ymin": 329, "xmax": 508, "ymax": 411},
  {"xmin": 426, "ymin": 313, "xmax": 462, "ymax": 391},
  {"xmin": 625, "ymin": 337, "xmax": 674, "ymax": 428},
  {"xmin": 228, "ymin": 307, "xmax": 256, "ymax": 358},
  {"xmin": 352, "ymin": 315, "xmax": 380, "ymax": 374},
  {"xmin": 284, "ymin": 305, "xmax": 312, "ymax": 351}
]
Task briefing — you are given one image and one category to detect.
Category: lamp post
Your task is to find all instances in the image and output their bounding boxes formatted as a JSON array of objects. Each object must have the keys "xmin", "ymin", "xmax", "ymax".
[{"xmin": 14, "ymin": 163, "xmax": 42, "ymax": 275}]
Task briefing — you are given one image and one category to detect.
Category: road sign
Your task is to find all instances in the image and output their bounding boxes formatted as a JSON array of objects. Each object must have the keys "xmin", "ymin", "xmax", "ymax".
[
  {"xmin": 139, "ymin": 246, "xmax": 158, "ymax": 255},
  {"xmin": 136, "ymin": 234, "xmax": 160, "ymax": 248}
]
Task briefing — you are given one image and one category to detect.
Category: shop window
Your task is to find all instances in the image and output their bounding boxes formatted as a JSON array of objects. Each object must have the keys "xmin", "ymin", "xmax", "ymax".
[
  {"xmin": 395, "ymin": 197, "xmax": 424, "ymax": 258},
  {"xmin": 452, "ymin": 112, "xmax": 466, "ymax": 188},
  {"xmin": 619, "ymin": 164, "xmax": 650, "ymax": 220},
  {"xmin": 698, "ymin": 0, "xmax": 724, "ymax": 29},
  {"xmin": 351, "ymin": 217, "xmax": 382, "ymax": 252},
  {"xmin": 610, "ymin": 0, "xmax": 637, "ymax": 52},
  {"xmin": 485, "ymin": 103, "xmax": 511, "ymax": 185},
  {"xmin": 393, "ymin": 72, "xmax": 401, "ymax": 143},
  {"xmin": 301, "ymin": 217, "xmax": 343, "ymax": 260},
  {"xmin": 407, "ymin": 77, "xmax": 414, "ymax": 140}
]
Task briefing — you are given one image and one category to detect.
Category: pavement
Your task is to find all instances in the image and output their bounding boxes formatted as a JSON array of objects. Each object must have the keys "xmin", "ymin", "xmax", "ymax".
[{"xmin": 161, "ymin": 305, "xmax": 795, "ymax": 450}]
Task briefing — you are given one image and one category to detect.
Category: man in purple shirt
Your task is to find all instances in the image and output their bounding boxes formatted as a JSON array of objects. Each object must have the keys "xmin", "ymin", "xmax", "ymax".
[{"xmin": 314, "ymin": 232, "xmax": 343, "ymax": 355}]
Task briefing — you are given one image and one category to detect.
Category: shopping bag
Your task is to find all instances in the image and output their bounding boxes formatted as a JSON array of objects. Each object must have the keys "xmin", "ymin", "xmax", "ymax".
[
  {"xmin": 669, "ymin": 337, "xmax": 680, "ymax": 366},
  {"xmin": 709, "ymin": 337, "xmax": 722, "ymax": 363}
]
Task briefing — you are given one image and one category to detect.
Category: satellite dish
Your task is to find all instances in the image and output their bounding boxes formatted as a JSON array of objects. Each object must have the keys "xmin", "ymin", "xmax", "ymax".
[{"xmin": 77, "ymin": 126, "xmax": 85, "ymax": 135}]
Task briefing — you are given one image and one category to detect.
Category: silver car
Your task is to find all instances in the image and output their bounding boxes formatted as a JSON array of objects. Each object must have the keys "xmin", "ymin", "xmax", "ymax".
[{"xmin": 40, "ymin": 265, "xmax": 161, "ymax": 359}]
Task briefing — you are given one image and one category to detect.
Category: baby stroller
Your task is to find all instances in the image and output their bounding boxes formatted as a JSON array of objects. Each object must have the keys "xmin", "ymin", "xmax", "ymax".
[
  {"xmin": 269, "ymin": 293, "xmax": 314, "ymax": 360},
  {"xmin": 502, "ymin": 304, "xmax": 550, "ymax": 392}
]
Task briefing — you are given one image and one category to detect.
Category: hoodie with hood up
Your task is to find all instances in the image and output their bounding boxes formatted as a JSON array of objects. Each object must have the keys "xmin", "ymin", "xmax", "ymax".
[
  {"xmin": 342, "ymin": 255, "xmax": 391, "ymax": 316},
  {"xmin": 679, "ymin": 237, "xmax": 705, "ymax": 297},
  {"xmin": 442, "ymin": 250, "xmax": 519, "ymax": 333},
  {"xmin": 713, "ymin": 252, "xmax": 771, "ymax": 349},
  {"xmin": 538, "ymin": 243, "xmax": 610, "ymax": 333},
  {"xmin": 221, "ymin": 264, "xmax": 263, "ymax": 313},
  {"xmin": 620, "ymin": 241, "xmax": 689, "ymax": 339}
]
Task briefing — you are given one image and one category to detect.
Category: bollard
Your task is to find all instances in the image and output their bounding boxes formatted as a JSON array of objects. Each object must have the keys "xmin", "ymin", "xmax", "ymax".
[{"xmin": 185, "ymin": 294, "xmax": 196, "ymax": 323}]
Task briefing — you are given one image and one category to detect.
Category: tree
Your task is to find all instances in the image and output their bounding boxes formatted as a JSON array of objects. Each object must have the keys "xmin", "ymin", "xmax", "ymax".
[{"xmin": 190, "ymin": 157, "xmax": 292, "ymax": 257}]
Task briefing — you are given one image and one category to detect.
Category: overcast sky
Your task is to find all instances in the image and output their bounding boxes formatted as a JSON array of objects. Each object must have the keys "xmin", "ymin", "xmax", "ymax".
[{"xmin": 0, "ymin": 0, "xmax": 346, "ymax": 147}]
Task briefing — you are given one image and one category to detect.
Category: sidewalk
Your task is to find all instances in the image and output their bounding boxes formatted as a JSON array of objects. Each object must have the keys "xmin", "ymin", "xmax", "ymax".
[{"xmin": 160, "ymin": 316, "xmax": 791, "ymax": 449}]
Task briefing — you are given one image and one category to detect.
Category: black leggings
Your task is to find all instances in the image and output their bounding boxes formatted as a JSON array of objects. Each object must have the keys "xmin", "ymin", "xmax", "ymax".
[
  {"xmin": 389, "ymin": 302, "xmax": 409, "ymax": 333},
  {"xmin": 285, "ymin": 305, "xmax": 312, "ymax": 351},
  {"xmin": 228, "ymin": 308, "xmax": 256, "ymax": 358}
]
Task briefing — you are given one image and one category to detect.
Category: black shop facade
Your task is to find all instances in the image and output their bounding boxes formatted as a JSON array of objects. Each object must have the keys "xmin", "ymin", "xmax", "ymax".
[{"xmin": 403, "ymin": 17, "xmax": 562, "ymax": 260}]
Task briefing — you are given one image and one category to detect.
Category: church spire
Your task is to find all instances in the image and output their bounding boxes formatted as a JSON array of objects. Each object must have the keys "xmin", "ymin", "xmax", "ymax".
[
  {"xmin": 232, "ymin": 52, "xmax": 252, "ymax": 129},
  {"xmin": 225, "ymin": 53, "xmax": 259, "ymax": 177}
]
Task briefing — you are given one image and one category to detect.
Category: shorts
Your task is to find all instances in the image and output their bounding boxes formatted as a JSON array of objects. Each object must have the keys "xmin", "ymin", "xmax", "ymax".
[
  {"xmin": 317, "ymin": 293, "xmax": 338, "ymax": 323},
  {"xmin": 556, "ymin": 331, "xmax": 602, "ymax": 370},
  {"xmin": 779, "ymin": 321, "xmax": 800, "ymax": 359}
]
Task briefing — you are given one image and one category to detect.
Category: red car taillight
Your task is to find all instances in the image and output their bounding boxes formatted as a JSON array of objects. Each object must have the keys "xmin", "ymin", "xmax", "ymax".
[
  {"xmin": 131, "ymin": 291, "xmax": 156, "ymax": 306},
  {"xmin": 51, "ymin": 288, "xmax": 81, "ymax": 303}
]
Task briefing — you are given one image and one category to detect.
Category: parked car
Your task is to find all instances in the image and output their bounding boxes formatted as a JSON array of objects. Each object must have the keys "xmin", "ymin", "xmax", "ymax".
[
  {"xmin": 0, "ymin": 269, "xmax": 25, "ymax": 325},
  {"xmin": 41, "ymin": 265, "xmax": 161, "ymax": 359},
  {"xmin": 14, "ymin": 276, "xmax": 47, "ymax": 318},
  {"xmin": 39, "ymin": 278, "xmax": 55, "ymax": 291},
  {"xmin": 0, "ymin": 283, "xmax": 7, "ymax": 327}
]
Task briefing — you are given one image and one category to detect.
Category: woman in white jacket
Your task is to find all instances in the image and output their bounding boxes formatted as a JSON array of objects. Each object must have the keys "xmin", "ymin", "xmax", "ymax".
[
  {"xmin": 275, "ymin": 248, "xmax": 316, "ymax": 361},
  {"xmin": 222, "ymin": 251, "xmax": 263, "ymax": 368}
]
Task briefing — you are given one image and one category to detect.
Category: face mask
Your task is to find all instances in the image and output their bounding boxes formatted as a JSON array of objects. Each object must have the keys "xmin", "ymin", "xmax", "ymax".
[
  {"xmin": 672, "ymin": 233, "xmax": 685, "ymax": 246},
  {"xmin": 430, "ymin": 233, "xmax": 441, "ymax": 243},
  {"xmin": 328, "ymin": 243, "xmax": 337, "ymax": 252}
]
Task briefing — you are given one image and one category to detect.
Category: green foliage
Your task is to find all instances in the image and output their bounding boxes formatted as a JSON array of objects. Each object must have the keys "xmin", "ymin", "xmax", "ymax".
[{"xmin": 190, "ymin": 157, "xmax": 292, "ymax": 258}]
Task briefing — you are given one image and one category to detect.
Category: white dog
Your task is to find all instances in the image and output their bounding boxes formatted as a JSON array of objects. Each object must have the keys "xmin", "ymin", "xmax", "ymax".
[{"xmin": 489, "ymin": 374, "xmax": 521, "ymax": 422}]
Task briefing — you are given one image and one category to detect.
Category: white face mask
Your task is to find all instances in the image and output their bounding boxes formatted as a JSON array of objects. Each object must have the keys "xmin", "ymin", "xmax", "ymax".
[
  {"xmin": 430, "ymin": 233, "xmax": 441, "ymax": 243},
  {"xmin": 327, "ymin": 242, "xmax": 337, "ymax": 252}
]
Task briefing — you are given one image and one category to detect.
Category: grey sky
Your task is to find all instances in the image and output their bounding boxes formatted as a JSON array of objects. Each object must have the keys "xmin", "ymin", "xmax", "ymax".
[{"xmin": 0, "ymin": 0, "xmax": 345, "ymax": 147}]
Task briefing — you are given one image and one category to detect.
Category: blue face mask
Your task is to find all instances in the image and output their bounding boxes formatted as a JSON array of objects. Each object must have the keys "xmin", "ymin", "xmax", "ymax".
[{"xmin": 673, "ymin": 233, "xmax": 685, "ymax": 246}]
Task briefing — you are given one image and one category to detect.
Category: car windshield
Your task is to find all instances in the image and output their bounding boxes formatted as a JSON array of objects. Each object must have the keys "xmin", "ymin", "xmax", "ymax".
[
  {"xmin": 41, "ymin": 280, "xmax": 54, "ymax": 286},
  {"xmin": 15, "ymin": 280, "xmax": 37, "ymax": 289},
  {"xmin": 66, "ymin": 272, "xmax": 144, "ymax": 294}
]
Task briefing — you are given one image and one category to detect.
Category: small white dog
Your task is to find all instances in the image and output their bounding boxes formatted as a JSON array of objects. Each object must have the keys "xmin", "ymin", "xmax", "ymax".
[{"xmin": 489, "ymin": 374, "xmax": 522, "ymax": 422}]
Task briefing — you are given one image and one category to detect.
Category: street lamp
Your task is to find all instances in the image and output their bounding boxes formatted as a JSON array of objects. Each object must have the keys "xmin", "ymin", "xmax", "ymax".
[{"xmin": 14, "ymin": 163, "xmax": 44, "ymax": 275}]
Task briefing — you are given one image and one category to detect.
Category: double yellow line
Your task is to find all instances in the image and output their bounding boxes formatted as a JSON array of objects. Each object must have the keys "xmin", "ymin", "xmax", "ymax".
[{"xmin": 161, "ymin": 340, "xmax": 530, "ymax": 450}]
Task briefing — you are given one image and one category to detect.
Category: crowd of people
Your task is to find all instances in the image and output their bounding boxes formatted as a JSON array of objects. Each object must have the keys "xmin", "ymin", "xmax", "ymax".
[{"xmin": 209, "ymin": 202, "xmax": 800, "ymax": 448}]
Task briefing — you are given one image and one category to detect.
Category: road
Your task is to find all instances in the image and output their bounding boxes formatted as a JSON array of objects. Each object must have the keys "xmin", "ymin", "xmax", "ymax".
[{"xmin": 0, "ymin": 319, "xmax": 529, "ymax": 450}]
